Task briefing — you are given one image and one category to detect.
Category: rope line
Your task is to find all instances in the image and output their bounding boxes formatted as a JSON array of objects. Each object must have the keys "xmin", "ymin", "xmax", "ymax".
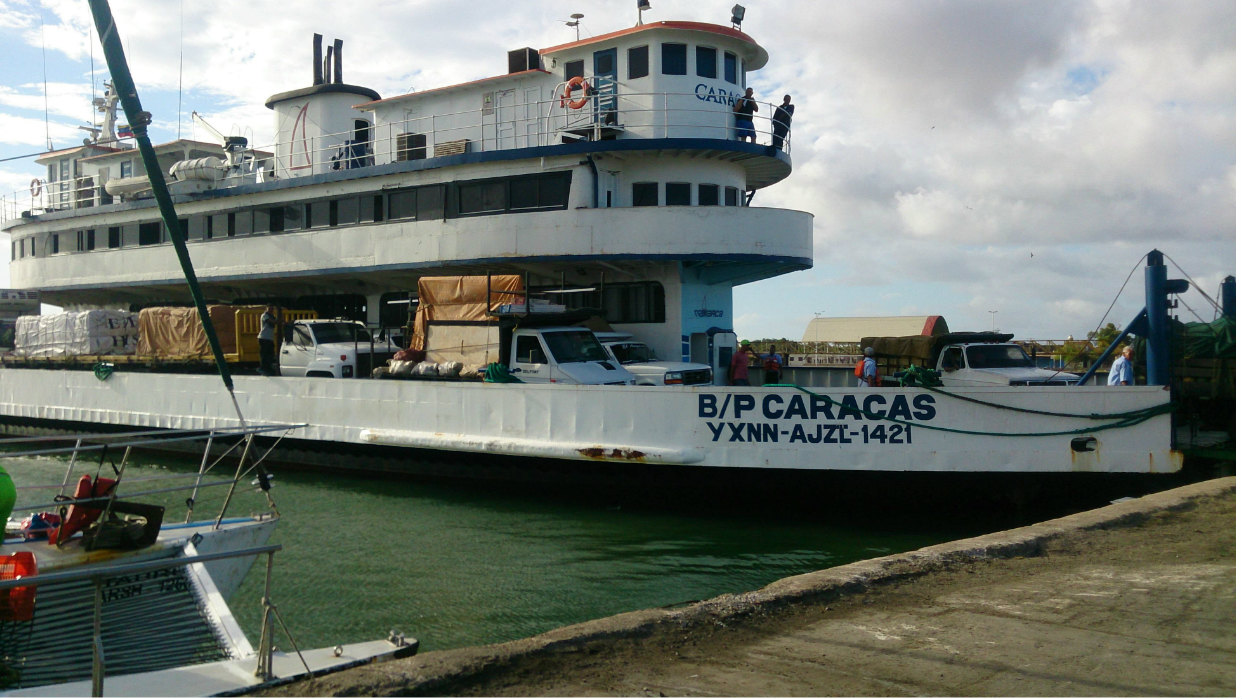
[{"xmin": 762, "ymin": 383, "xmax": 1174, "ymax": 438}]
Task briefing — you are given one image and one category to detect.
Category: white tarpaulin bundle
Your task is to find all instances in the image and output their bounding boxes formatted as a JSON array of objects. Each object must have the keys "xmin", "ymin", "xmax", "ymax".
[{"xmin": 14, "ymin": 310, "xmax": 139, "ymax": 356}]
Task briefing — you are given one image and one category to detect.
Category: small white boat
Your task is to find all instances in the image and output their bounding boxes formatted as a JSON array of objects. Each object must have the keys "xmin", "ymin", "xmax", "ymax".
[{"xmin": 0, "ymin": 426, "xmax": 415, "ymax": 696}]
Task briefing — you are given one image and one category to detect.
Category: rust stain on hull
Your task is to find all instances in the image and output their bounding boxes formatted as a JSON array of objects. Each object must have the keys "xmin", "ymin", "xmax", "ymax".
[{"xmin": 578, "ymin": 447, "xmax": 647, "ymax": 461}]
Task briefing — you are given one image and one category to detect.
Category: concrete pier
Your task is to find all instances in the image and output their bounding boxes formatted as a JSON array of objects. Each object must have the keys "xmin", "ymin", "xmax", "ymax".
[{"xmin": 264, "ymin": 477, "xmax": 1235, "ymax": 697}]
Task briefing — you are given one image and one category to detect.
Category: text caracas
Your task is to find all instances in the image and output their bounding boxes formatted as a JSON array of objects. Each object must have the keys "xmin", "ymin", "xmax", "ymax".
[{"xmin": 698, "ymin": 392, "xmax": 937, "ymax": 422}]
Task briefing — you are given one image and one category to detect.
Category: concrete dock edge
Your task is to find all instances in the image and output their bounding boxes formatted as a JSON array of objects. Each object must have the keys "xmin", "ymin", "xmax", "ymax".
[{"xmin": 270, "ymin": 476, "xmax": 1235, "ymax": 696}]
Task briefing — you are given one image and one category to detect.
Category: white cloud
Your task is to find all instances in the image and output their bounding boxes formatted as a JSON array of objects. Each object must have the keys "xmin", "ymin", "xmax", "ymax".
[{"xmin": 0, "ymin": 0, "xmax": 1231, "ymax": 341}]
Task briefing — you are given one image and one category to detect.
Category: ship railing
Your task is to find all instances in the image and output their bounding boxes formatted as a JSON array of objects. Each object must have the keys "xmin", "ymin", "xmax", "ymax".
[
  {"xmin": 244, "ymin": 86, "xmax": 795, "ymax": 179},
  {"xmin": 1, "ymin": 424, "xmax": 301, "ymax": 525},
  {"xmin": 1, "ymin": 86, "xmax": 795, "ymax": 219},
  {"xmin": 2, "ymin": 173, "xmax": 112, "ymax": 224}
]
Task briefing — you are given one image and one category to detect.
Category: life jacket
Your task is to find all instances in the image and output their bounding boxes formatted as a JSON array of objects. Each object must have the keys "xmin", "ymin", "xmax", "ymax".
[
  {"xmin": 854, "ymin": 359, "xmax": 866, "ymax": 379},
  {"xmin": 49, "ymin": 474, "xmax": 117, "ymax": 546},
  {"xmin": 763, "ymin": 356, "xmax": 780, "ymax": 372}
]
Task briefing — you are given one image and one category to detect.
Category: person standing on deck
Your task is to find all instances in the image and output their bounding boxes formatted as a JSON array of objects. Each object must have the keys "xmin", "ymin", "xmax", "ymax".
[
  {"xmin": 730, "ymin": 341, "xmax": 755, "ymax": 386},
  {"xmin": 858, "ymin": 346, "xmax": 878, "ymax": 388},
  {"xmin": 258, "ymin": 306, "xmax": 279, "ymax": 376},
  {"xmin": 760, "ymin": 344, "xmax": 783, "ymax": 384},
  {"xmin": 771, "ymin": 94, "xmax": 794, "ymax": 149},
  {"xmin": 1108, "ymin": 345, "xmax": 1135, "ymax": 385},
  {"xmin": 734, "ymin": 88, "xmax": 758, "ymax": 143}
]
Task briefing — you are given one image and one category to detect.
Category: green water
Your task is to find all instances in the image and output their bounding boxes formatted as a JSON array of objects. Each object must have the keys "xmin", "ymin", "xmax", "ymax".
[{"xmin": 1, "ymin": 452, "xmax": 971, "ymax": 653}]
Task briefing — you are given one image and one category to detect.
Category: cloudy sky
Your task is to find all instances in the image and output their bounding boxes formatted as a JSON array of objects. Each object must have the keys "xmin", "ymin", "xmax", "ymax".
[{"xmin": 0, "ymin": 0, "xmax": 1233, "ymax": 341}]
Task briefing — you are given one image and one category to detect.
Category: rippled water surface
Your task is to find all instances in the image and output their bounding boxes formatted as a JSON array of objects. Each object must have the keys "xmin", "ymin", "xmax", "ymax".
[{"xmin": 2, "ymin": 451, "xmax": 977, "ymax": 652}]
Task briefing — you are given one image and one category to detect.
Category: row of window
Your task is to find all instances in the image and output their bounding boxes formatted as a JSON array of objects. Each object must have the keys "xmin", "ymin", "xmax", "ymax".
[
  {"xmin": 564, "ymin": 43, "xmax": 742, "ymax": 84},
  {"xmin": 376, "ymin": 281, "xmax": 665, "ymax": 328},
  {"xmin": 13, "ymin": 171, "xmax": 573, "ymax": 258},
  {"xmin": 633, "ymin": 182, "xmax": 742, "ymax": 207}
]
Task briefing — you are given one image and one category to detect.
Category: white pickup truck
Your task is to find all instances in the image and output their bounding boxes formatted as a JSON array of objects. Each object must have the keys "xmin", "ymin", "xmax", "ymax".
[
  {"xmin": 864, "ymin": 332, "xmax": 1079, "ymax": 387},
  {"xmin": 501, "ymin": 327, "xmax": 637, "ymax": 385},
  {"xmin": 593, "ymin": 332, "xmax": 713, "ymax": 386},
  {"xmin": 279, "ymin": 319, "xmax": 399, "ymax": 378}
]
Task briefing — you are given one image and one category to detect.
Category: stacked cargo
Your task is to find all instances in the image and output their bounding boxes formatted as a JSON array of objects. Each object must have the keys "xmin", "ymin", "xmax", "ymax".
[{"xmin": 13, "ymin": 310, "xmax": 138, "ymax": 357}]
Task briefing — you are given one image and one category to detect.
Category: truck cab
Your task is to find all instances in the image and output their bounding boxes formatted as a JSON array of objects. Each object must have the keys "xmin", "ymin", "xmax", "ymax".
[
  {"xmin": 507, "ymin": 327, "xmax": 635, "ymax": 385},
  {"xmin": 937, "ymin": 342, "xmax": 1079, "ymax": 386},
  {"xmin": 280, "ymin": 319, "xmax": 398, "ymax": 378},
  {"xmin": 594, "ymin": 332, "xmax": 713, "ymax": 386}
]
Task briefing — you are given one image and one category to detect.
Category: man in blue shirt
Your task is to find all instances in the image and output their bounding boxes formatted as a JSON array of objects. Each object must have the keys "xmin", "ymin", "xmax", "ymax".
[
  {"xmin": 858, "ymin": 346, "xmax": 878, "ymax": 387},
  {"xmin": 760, "ymin": 344, "xmax": 783, "ymax": 384},
  {"xmin": 1108, "ymin": 345, "xmax": 1135, "ymax": 385}
]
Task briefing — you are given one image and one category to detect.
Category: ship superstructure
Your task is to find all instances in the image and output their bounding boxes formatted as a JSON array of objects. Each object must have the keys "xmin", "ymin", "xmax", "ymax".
[{"xmin": 4, "ymin": 19, "xmax": 811, "ymax": 371}]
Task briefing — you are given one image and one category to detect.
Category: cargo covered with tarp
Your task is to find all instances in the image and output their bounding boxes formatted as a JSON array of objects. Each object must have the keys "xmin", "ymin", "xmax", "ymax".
[
  {"xmin": 409, "ymin": 276, "xmax": 524, "ymax": 370},
  {"xmin": 136, "ymin": 305, "xmax": 255, "ymax": 358},
  {"xmin": 14, "ymin": 310, "xmax": 138, "ymax": 356}
]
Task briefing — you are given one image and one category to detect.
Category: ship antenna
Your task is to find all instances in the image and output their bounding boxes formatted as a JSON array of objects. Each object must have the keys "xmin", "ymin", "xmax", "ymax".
[
  {"xmin": 40, "ymin": 11, "xmax": 52, "ymax": 150},
  {"xmin": 176, "ymin": 0, "xmax": 184, "ymax": 139}
]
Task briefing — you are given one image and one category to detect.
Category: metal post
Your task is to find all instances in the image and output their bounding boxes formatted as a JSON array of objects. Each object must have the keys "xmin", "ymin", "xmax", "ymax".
[
  {"xmin": 255, "ymin": 551, "xmax": 276, "ymax": 680},
  {"xmin": 91, "ymin": 578, "xmax": 105, "ymax": 697},
  {"xmin": 1145, "ymin": 250, "xmax": 1171, "ymax": 386},
  {"xmin": 1222, "ymin": 275, "xmax": 1236, "ymax": 319}
]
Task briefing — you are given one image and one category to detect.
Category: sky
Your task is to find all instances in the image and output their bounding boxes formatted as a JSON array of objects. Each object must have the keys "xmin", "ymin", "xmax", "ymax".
[{"xmin": 0, "ymin": 0, "xmax": 1234, "ymax": 342}]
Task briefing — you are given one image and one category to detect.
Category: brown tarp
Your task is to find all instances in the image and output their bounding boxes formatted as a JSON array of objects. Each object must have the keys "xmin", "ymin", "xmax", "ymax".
[
  {"xmin": 137, "ymin": 305, "xmax": 256, "ymax": 358},
  {"xmin": 410, "ymin": 276, "xmax": 524, "ymax": 351}
]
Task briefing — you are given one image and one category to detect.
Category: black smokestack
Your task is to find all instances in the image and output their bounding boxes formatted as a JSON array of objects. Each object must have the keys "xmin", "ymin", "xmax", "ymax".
[
  {"xmin": 333, "ymin": 38, "xmax": 343, "ymax": 83},
  {"xmin": 313, "ymin": 34, "xmax": 323, "ymax": 85}
]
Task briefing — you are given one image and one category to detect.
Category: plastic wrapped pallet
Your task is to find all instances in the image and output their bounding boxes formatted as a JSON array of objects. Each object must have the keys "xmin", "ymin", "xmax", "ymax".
[{"xmin": 13, "ymin": 310, "xmax": 139, "ymax": 357}]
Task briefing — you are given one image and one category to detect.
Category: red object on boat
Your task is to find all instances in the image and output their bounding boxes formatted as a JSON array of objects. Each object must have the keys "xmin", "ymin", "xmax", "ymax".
[
  {"xmin": 0, "ymin": 551, "xmax": 37, "ymax": 621},
  {"xmin": 49, "ymin": 475, "xmax": 117, "ymax": 546}
]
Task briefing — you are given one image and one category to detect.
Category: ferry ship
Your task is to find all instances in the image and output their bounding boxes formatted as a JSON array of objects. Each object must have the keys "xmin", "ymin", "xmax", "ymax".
[{"xmin": 0, "ymin": 6, "xmax": 1183, "ymax": 479}]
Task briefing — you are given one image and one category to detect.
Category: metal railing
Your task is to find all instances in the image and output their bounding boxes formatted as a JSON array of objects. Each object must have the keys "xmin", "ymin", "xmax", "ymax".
[{"xmin": 3, "ymin": 85, "xmax": 795, "ymax": 224}]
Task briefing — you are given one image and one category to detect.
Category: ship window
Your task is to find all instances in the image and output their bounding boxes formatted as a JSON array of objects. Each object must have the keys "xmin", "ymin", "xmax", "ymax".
[
  {"xmin": 458, "ymin": 180, "xmax": 506, "ymax": 215},
  {"xmin": 627, "ymin": 46, "xmax": 648, "ymax": 79},
  {"xmin": 188, "ymin": 216, "xmax": 209, "ymax": 240},
  {"xmin": 359, "ymin": 195, "xmax": 384, "ymax": 223},
  {"xmin": 336, "ymin": 197, "xmax": 359, "ymax": 225},
  {"xmin": 632, "ymin": 182, "xmax": 658, "ymax": 207},
  {"xmin": 59, "ymin": 160, "xmax": 70, "ymax": 181},
  {"xmin": 210, "ymin": 213, "xmax": 230, "ymax": 237},
  {"xmin": 564, "ymin": 59, "xmax": 584, "ymax": 81},
  {"xmin": 235, "ymin": 211, "xmax": 253, "ymax": 236},
  {"xmin": 138, "ymin": 222, "xmax": 161, "ymax": 246},
  {"xmin": 417, "ymin": 185, "xmax": 445, "ymax": 220},
  {"xmin": 724, "ymin": 186, "xmax": 739, "ymax": 206},
  {"xmin": 253, "ymin": 209, "xmax": 270, "ymax": 233},
  {"xmin": 108, "ymin": 226, "xmax": 121, "ymax": 248},
  {"xmin": 122, "ymin": 223, "xmax": 138, "ymax": 246},
  {"xmin": 696, "ymin": 46, "xmax": 717, "ymax": 79},
  {"xmin": 86, "ymin": 229, "xmax": 96, "ymax": 250},
  {"xmin": 281, "ymin": 205, "xmax": 300, "ymax": 231},
  {"xmin": 50, "ymin": 234, "xmax": 59, "ymax": 254},
  {"xmin": 607, "ymin": 282, "xmax": 665, "ymax": 323},
  {"xmin": 389, "ymin": 190, "xmax": 418, "ymax": 220},
  {"xmin": 661, "ymin": 43, "xmax": 687, "ymax": 75},
  {"xmin": 307, "ymin": 200, "xmax": 332, "ymax": 228},
  {"xmin": 396, "ymin": 133, "xmax": 427, "ymax": 161},
  {"xmin": 724, "ymin": 52, "xmax": 737, "ymax": 84},
  {"xmin": 698, "ymin": 184, "xmax": 720, "ymax": 206},
  {"xmin": 119, "ymin": 160, "xmax": 132, "ymax": 178},
  {"xmin": 665, "ymin": 182, "xmax": 691, "ymax": 206}
]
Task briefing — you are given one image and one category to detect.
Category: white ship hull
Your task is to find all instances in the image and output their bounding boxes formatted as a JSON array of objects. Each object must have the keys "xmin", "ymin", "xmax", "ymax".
[{"xmin": 0, "ymin": 369, "xmax": 1181, "ymax": 474}]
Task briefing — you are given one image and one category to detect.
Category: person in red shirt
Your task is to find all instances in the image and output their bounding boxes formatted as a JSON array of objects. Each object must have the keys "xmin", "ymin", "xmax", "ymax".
[{"xmin": 730, "ymin": 341, "xmax": 755, "ymax": 386}]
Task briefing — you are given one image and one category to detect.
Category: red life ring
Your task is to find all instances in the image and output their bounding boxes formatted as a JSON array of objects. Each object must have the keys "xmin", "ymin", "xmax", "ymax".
[
  {"xmin": 29, "ymin": 178, "xmax": 41, "ymax": 197},
  {"xmin": 560, "ymin": 76, "xmax": 591, "ymax": 109}
]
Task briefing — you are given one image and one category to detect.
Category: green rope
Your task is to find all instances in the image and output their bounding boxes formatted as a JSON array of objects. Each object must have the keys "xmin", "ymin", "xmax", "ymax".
[
  {"xmin": 761, "ymin": 383, "xmax": 1173, "ymax": 438},
  {"xmin": 93, "ymin": 362, "xmax": 115, "ymax": 381}
]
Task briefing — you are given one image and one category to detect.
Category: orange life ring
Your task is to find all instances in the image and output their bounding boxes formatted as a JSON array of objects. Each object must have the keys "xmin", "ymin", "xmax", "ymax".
[
  {"xmin": 560, "ymin": 76, "xmax": 591, "ymax": 109},
  {"xmin": 29, "ymin": 178, "xmax": 41, "ymax": 197}
]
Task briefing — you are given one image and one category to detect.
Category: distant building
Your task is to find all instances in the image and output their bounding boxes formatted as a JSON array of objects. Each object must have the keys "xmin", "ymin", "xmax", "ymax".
[{"xmin": 801, "ymin": 315, "xmax": 947, "ymax": 343}]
